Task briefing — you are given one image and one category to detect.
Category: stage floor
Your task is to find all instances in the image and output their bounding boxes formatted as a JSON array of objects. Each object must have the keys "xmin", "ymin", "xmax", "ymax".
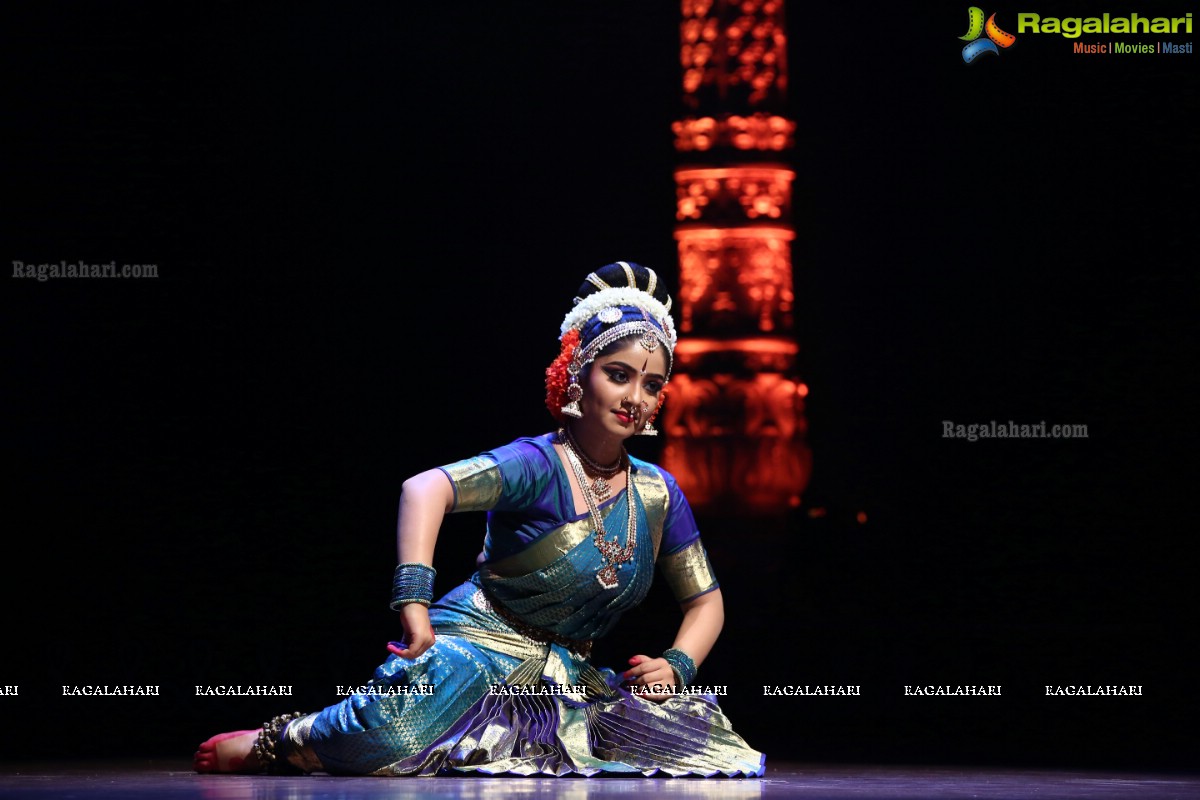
[{"xmin": 0, "ymin": 760, "xmax": 1197, "ymax": 799}]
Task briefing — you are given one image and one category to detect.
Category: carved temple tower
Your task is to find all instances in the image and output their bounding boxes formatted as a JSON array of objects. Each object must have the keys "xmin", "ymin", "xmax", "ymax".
[{"xmin": 661, "ymin": 0, "xmax": 811, "ymax": 514}]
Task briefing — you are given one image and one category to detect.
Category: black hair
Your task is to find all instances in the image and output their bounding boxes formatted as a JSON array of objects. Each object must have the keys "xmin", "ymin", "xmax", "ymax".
[
  {"xmin": 573, "ymin": 262, "xmax": 672, "ymax": 309},
  {"xmin": 573, "ymin": 261, "xmax": 674, "ymax": 364}
]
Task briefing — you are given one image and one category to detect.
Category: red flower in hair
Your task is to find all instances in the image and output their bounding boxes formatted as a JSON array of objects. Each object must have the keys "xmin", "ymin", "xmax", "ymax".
[
  {"xmin": 544, "ymin": 328, "xmax": 580, "ymax": 422},
  {"xmin": 648, "ymin": 383, "xmax": 668, "ymax": 428}
]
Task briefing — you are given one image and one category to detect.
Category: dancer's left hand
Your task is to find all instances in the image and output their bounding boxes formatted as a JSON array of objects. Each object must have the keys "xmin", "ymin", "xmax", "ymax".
[{"xmin": 622, "ymin": 654, "xmax": 677, "ymax": 702}]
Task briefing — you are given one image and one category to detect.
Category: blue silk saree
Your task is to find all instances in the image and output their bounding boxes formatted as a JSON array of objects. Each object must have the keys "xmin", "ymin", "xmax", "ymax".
[{"xmin": 279, "ymin": 434, "xmax": 765, "ymax": 777}]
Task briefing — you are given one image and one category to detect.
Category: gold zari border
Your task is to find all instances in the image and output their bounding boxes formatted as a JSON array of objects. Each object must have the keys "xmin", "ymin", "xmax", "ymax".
[
  {"xmin": 441, "ymin": 456, "xmax": 503, "ymax": 513},
  {"xmin": 659, "ymin": 539, "xmax": 718, "ymax": 602},
  {"xmin": 480, "ymin": 465, "xmax": 669, "ymax": 579}
]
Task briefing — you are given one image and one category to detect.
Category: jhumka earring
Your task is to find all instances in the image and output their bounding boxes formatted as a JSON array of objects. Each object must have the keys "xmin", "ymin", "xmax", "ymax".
[
  {"xmin": 635, "ymin": 401, "xmax": 658, "ymax": 436},
  {"xmin": 561, "ymin": 354, "xmax": 584, "ymax": 418}
]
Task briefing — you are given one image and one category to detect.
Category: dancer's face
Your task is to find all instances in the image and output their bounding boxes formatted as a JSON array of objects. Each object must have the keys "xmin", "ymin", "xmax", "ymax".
[{"xmin": 579, "ymin": 337, "xmax": 668, "ymax": 440}]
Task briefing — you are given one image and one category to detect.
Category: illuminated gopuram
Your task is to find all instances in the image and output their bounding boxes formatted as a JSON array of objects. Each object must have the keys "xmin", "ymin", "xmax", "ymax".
[{"xmin": 662, "ymin": 0, "xmax": 811, "ymax": 514}]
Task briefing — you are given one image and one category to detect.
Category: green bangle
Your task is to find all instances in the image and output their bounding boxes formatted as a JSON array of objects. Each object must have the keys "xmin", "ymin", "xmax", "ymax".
[{"xmin": 662, "ymin": 648, "xmax": 697, "ymax": 688}]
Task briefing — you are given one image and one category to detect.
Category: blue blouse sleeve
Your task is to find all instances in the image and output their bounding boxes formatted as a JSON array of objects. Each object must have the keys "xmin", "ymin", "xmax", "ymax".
[
  {"xmin": 659, "ymin": 470, "xmax": 700, "ymax": 555},
  {"xmin": 484, "ymin": 438, "xmax": 557, "ymax": 513},
  {"xmin": 437, "ymin": 437, "xmax": 555, "ymax": 513},
  {"xmin": 656, "ymin": 468, "xmax": 720, "ymax": 602}
]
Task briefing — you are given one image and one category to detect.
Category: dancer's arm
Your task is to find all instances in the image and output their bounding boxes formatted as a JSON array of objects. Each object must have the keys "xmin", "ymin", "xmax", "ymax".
[
  {"xmin": 669, "ymin": 587, "xmax": 724, "ymax": 666},
  {"xmin": 624, "ymin": 588, "xmax": 724, "ymax": 701},
  {"xmin": 387, "ymin": 468, "xmax": 455, "ymax": 660}
]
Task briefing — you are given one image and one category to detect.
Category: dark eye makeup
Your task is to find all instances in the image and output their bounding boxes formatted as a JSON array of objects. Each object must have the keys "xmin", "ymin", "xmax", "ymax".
[
  {"xmin": 604, "ymin": 366, "xmax": 663, "ymax": 395},
  {"xmin": 603, "ymin": 367, "xmax": 630, "ymax": 383}
]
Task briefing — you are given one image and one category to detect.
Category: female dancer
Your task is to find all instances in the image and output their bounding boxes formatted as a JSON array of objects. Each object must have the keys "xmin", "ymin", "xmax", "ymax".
[{"xmin": 194, "ymin": 261, "xmax": 765, "ymax": 777}]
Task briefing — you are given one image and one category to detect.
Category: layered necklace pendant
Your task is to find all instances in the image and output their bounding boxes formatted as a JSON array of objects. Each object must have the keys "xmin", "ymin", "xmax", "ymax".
[
  {"xmin": 558, "ymin": 428, "xmax": 635, "ymax": 590},
  {"xmin": 590, "ymin": 475, "xmax": 612, "ymax": 500},
  {"xmin": 596, "ymin": 564, "xmax": 620, "ymax": 589}
]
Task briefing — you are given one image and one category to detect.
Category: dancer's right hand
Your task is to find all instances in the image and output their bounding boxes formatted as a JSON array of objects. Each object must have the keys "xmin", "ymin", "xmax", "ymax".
[{"xmin": 387, "ymin": 603, "xmax": 436, "ymax": 660}]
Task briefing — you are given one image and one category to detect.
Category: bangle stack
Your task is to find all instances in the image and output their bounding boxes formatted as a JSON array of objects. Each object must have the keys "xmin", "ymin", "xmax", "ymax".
[
  {"xmin": 662, "ymin": 648, "xmax": 697, "ymax": 688},
  {"xmin": 390, "ymin": 563, "xmax": 436, "ymax": 610}
]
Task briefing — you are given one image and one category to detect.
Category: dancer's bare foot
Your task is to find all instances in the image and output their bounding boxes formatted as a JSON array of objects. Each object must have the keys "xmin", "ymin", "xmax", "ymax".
[{"xmin": 193, "ymin": 729, "xmax": 262, "ymax": 773}]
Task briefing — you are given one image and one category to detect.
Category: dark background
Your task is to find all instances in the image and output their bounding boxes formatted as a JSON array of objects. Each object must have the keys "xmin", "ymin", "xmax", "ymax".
[{"xmin": 4, "ymin": 0, "xmax": 1196, "ymax": 772}]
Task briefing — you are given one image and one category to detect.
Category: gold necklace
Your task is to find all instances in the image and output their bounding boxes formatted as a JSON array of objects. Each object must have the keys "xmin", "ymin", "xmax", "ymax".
[{"xmin": 561, "ymin": 426, "xmax": 624, "ymax": 499}]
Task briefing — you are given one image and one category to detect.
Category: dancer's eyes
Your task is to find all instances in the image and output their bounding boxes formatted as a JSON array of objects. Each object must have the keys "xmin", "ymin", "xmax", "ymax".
[{"xmin": 604, "ymin": 366, "xmax": 662, "ymax": 394}]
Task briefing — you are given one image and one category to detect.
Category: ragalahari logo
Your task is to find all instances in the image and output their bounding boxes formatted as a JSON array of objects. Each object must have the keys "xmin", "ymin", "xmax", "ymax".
[{"xmin": 960, "ymin": 7, "xmax": 1017, "ymax": 62}]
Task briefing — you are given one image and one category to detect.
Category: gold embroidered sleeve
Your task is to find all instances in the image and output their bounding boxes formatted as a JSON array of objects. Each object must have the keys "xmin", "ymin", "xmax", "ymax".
[
  {"xmin": 659, "ymin": 539, "xmax": 719, "ymax": 602},
  {"xmin": 439, "ymin": 455, "xmax": 503, "ymax": 513}
]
